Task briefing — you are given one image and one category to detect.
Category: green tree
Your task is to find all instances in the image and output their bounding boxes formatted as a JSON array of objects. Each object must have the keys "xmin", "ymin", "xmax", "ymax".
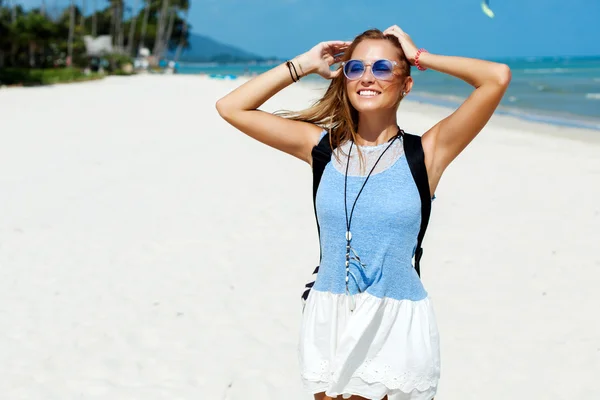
[
  {"xmin": 0, "ymin": 6, "xmax": 10, "ymax": 66},
  {"xmin": 0, "ymin": 0, "xmax": 189, "ymax": 69}
]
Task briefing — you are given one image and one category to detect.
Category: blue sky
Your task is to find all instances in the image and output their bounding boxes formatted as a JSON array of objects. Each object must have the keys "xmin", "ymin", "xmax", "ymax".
[
  {"xmin": 15, "ymin": 0, "xmax": 600, "ymax": 59},
  {"xmin": 187, "ymin": 0, "xmax": 600, "ymax": 59}
]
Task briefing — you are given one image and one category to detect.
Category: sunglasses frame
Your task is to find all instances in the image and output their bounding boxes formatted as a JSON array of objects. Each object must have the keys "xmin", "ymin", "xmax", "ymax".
[{"xmin": 341, "ymin": 59, "xmax": 400, "ymax": 81}]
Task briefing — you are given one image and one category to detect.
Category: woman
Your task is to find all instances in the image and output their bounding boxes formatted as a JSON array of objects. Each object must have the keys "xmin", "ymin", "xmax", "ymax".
[{"xmin": 216, "ymin": 26, "xmax": 510, "ymax": 400}]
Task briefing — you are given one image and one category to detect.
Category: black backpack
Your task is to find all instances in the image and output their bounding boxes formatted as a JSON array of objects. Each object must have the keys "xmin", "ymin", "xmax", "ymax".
[{"xmin": 301, "ymin": 129, "xmax": 432, "ymax": 306}]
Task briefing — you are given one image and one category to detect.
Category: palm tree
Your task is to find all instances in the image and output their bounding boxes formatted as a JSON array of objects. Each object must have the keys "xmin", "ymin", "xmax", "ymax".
[
  {"xmin": 138, "ymin": 0, "xmax": 150, "ymax": 51},
  {"xmin": 109, "ymin": 0, "xmax": 122, "ymax": 48},
  {"xmin": 79, "ymin": 0, "xmax": 85, "ymax": 30},
  {"xmin": 0, "ymin": 6, "xmax": 9, "ymax": 67},
  {"xmin": 126, "ymin": 0, "xmax": 139, "ymax": 55},
  {"xmin": 172, "ymin": 8, "xmax": 187, "ymax": 62},
  {"xmin": 67, "ymin": 0, "xmax": 74, "ymax": 63},
  {"xmin": 6, "ymin": 3, "xmax": 21, "ymax": 66},
  {"xmin": 10, "ymin": 0, "xmax": 16, "ymax": 24},
  {"xmin": 152, "ymin": 0, "xmax": 168, "ymax": 56},
  {"xmin": 91, "ymin": 0, "xmax": 97, "ymax": 36},
  {"xmin": 118, "ymin": 1, "xmax": 125, "ymax": 50},
  {"xmin": 157, "ymin": 6, "xmax": 174, "ymax": 57},
  {"xmin": 154, "ymin": 0, "xmax": 188, "ymax": 59}
]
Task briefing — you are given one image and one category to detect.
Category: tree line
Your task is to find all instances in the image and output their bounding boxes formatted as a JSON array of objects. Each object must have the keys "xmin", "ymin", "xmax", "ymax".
[{"xmin": 0, "ymin": 0, "xmax": 190, "ymax": 69}]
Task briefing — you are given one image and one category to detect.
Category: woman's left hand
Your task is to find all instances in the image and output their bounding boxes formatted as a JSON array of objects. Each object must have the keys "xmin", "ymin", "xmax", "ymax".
[{"xmin": 383, "ymin": 25, "xmax": 419, "ymax": 64}]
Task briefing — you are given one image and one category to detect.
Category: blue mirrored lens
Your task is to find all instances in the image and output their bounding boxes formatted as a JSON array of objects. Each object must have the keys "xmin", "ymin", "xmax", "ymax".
[
  {"xmin": 372, "ymin": 60, "xmax": 394, "ymax": 79},
  {"xmin": 344, "ymin": 60, "xmax": 365, "ymax": 80}
]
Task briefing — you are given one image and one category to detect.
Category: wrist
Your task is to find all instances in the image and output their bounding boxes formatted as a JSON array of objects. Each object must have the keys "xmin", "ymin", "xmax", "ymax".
[
  {"xmin": 414, "ymin": 49, "xmax": 429, "ymax": 71},
  {"xmin": 294, "ymin": 53, "xmax": 316, "ymax": 77}
]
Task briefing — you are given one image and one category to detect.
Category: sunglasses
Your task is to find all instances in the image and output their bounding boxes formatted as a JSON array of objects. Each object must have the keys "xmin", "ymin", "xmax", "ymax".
[{"xmin": 342, "ymin": 59, "xmax": 399, "ymax": 81}]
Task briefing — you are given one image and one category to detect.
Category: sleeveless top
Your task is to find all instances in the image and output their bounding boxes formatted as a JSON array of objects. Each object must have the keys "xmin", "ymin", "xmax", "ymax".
[{"xmin": 313, "ymin": 133, "xmax": 428, "ymax": 301}]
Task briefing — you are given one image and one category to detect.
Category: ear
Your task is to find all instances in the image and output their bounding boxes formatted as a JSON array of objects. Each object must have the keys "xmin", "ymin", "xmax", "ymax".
[{"xmin": 403, "ymin": 76, "xmax": 414, "ymax": 95}]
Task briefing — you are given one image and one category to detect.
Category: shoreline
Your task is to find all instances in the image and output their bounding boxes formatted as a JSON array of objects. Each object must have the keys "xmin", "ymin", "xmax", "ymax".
[
  {"xmin": 294, "ymin": 78, "xmax": 600, "ymax": 135},
  {"xmin": 292, "ymin": 77, "xmax": 600, "ymax": 144},
  {"xmin": 198, "ymin": 71, "xmax": 600, "ymax": 136},
  {"xmin": 183, "ymin": 59, "xmax": 600, "ymax": 133},
  {"xmin": 406, "ymin": 91, "xmax": 600, "ymax": 132}
]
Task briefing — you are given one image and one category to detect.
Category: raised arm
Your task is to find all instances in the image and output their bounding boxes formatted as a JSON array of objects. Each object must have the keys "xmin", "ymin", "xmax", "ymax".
[
  {"xmin": 215, "ymin": 41, "xmax": 350, "ymax": 164},
  {"xmin": 419, "ymin": 54, "xmax": 511, "ymax": 185},
  {"xmin": 384, "ymin": 26, "xmax": 511, "ymax": 193}
]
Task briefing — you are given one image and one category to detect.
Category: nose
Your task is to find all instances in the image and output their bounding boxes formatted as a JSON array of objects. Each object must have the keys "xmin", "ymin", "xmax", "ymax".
[{"xmin": 359, "ymin": 65, "xmax": 375, "ymax": 84}]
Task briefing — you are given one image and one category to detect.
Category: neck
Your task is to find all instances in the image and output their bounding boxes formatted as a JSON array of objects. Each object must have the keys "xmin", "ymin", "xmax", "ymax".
[{"xmin": 355, "ymin": 113, "xmax": 399, "ymax": 146}]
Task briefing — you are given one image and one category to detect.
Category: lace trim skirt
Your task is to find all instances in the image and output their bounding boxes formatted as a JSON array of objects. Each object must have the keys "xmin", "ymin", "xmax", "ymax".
[{"xmin": 299, "ymin": 290, "xmax": 441, "ymax": 400}]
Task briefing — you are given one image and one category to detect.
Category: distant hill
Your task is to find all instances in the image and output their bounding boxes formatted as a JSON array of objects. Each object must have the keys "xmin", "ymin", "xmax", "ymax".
[{"xmin": 171, "ymin": 33, "xmax": 278, "ymax": 63}]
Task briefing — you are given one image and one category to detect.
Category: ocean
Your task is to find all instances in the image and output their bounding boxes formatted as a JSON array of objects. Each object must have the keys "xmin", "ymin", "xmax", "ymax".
[{"xmin": 178, "ymin": 56, "xmax": 600, "ymax": 130}]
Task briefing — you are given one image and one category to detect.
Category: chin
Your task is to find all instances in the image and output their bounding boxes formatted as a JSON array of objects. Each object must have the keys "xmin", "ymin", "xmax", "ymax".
[{"xmin": 350, "ymin": 95, "xmax": 390, "ymax": 113}]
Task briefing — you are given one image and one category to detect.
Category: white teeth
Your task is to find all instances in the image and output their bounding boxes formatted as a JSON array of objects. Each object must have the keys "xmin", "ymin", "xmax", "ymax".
[{"xmin": 359, "ymin": 90, "xmax": 380, "ymax": 97}]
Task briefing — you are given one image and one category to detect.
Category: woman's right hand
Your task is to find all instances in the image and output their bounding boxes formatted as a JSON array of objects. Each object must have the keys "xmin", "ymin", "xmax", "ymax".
[{"xmin": 295, "ymin": 41, "xmax": 352, "ymax": 80}]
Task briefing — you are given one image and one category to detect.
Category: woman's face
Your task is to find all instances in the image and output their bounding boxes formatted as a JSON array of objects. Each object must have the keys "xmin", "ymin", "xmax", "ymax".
[{"xmin": 345, "ymin": 39, "xmax": 410, "ymax": 113}]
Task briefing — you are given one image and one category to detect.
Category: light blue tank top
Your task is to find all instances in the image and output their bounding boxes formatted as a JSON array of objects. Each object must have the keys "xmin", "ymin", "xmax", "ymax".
[{"xmin": 313, "ymin": 132, "xmax": 428, "ymax": 301}]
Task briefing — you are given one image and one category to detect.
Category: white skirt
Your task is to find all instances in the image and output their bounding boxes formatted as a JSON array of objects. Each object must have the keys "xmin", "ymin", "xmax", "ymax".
[{"xmin": 299, "ymin": 290, "xmax": 441, "ymax": 400}]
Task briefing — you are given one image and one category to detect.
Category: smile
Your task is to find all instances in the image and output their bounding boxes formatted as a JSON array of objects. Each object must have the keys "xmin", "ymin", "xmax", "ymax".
[{"xmin": 358, "ymin": 90, "xmax": 381, "ymax": 97}]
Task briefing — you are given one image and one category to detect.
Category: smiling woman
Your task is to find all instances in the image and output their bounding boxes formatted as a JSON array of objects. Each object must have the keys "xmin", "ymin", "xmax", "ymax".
[
  {"xmin": 343, "ymin": 40, "xmax": 413, "ymax": 130},
  {"xmin": 216, "ymin": 27, "xmax": 510, "ymax": 400}
]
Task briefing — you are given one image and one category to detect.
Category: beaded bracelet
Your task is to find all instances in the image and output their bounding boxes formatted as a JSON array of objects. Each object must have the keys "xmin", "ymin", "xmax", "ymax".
[{"xmin": 414, "ymin": 48, "xmax": 428, "ymax": 71}]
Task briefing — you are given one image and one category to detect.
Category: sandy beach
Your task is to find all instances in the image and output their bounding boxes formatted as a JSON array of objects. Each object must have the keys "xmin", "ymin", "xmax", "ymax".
[{"xmin": 0, "ymin": 74, "xmax": 599, "ymax": 399}]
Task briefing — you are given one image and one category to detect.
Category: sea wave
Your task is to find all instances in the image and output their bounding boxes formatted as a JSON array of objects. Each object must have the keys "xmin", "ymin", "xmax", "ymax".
[
  {"xmin": 523, "ymin": 68, "xmax": 571, "ymax": 74},
  {"xmin": 585, "ymin": 93, "xmax": 600, "ymax": 100},
  {"xmin": 407, "ymin": 91, "xmax": 600, "ymax": 131},
  {"xmin": 527, "ymin": 83, "xmax": 567, "ymax": 93},
  {"xmin": 522, "ymin": 67, "xmax": 600, "ymax": 74}
]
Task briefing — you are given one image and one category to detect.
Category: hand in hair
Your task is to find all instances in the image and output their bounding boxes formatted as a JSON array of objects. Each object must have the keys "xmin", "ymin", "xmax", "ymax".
[
  {"xmin": 295, "ymin": 41, "xmax": 352, "ymax": 80},
  {"xmin": 383, "ymin": 25, "xmax": 419, "ymax": 65}
]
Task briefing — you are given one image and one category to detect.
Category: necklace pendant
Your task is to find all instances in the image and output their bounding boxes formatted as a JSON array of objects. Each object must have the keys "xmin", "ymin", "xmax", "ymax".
[
  {"xmin": 346, "ymin": 289, "xmax": 356, "ymax": 312},
  {"xmin": 346, "ymin": 231, "xmax": 352, "ymax": 241}
]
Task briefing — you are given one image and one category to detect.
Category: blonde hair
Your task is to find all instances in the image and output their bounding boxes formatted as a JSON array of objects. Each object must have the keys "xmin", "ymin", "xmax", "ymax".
[{"xmin": 278, "ymin": 29, "xmax": 411, "ymax": 154}]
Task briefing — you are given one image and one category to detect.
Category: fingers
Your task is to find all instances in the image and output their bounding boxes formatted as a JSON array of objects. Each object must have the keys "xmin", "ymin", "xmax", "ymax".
[
  {"xmin": 328, "ymin": 42, "xmax": 349, "ymax": 63},
  {"xmin": 384, "ymin": 25, "xmax": 407, "ymax": 36},
  {"xmin": 323, "ymin": 40, "xmax": 352, "ymax": 51},
  {"xmin": 329, "ymin": 67, "xmax": 343, "ymax": 80},
  {"xmin": 326, "ymin": 40, "xmax": 352, "ymax": 46},
  {"xmin": 384, "ymin": 25, "xmax": 402, "ymax": 32},
  {"xmin": 321, "ymin": 41, "xmax": 351, "ymax": 68},
  {"xmin": 331, "ymin": 41, "xmax": 352, "ymax": 51}
]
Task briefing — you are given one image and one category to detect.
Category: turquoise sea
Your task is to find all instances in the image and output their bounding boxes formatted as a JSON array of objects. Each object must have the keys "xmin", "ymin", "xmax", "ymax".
[{"xmin": 179, "ymin": 56, "xmax": 600, "ymax": 130}]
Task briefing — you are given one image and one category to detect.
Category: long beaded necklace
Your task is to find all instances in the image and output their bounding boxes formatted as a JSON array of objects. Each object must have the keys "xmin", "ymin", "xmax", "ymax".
[{"xmin": 344, "ymin": 129, "xmax": 402, "ymax": 312}]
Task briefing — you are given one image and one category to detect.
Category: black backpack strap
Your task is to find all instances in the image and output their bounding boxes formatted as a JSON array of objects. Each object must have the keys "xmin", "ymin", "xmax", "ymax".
[
  {"xmin": 301, "ymin": 266, "xmax": 319, "ymax": 304},
  {"xmin": 311, "ymin": 132, "xmax": 334, "ymax": 259},
  {"xmin": 301, "ymin": 132, "xmax": 333, "ymax": 309},
  {"xmin": 312, "ymin": 132, "xmax": 333, "ymax": 204},
  {"xmin": 402, "ymin": 132, "xmax": 432, "ymax": 277}
]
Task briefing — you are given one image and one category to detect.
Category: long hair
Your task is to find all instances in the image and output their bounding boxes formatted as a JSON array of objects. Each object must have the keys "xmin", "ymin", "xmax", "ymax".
[{"xmin": 278, "ymin": 29, "xmax": 411, "ymax": 153}]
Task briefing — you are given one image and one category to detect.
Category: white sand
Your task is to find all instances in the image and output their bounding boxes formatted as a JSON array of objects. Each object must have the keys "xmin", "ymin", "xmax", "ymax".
[{"xmin": 0, "ymin": 74, "xmax": 598, "ymax": 399}]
